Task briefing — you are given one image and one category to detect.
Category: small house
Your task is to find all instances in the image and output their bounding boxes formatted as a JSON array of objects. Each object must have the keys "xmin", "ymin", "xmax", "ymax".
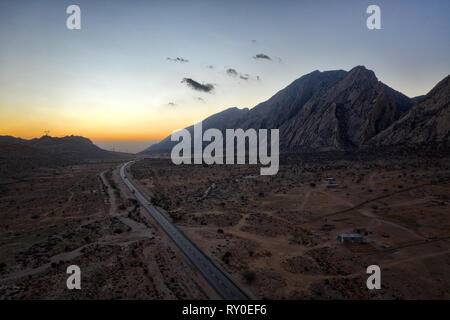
[{"xmin": 337, "ymin": 233, "xmax": 363, "ymax": 243}]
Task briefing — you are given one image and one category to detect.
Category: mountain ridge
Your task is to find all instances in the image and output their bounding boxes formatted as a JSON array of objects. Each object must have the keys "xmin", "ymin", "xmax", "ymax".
[
  {"xmin": 0, "ymin": 135, "xmax": 133, "ymax": 180},
  {"xmin": 142, "ymin": 66, "xmax": 446, "ymax": 154},
  {"xmin": 369, "ymin": 74, "xmax": 450, "ymax": 146}
]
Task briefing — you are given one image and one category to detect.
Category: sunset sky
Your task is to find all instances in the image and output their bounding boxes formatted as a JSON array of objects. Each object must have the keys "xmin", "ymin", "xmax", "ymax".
[{"xmin": 1, "ymin": 0, "xmax": 449, "ymax": 152}]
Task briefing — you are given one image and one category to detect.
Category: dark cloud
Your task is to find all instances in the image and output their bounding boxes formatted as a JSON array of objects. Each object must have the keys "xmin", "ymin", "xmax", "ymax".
[
  {"xmin": 226, "ymin": 68, "xmax": 238, "ymax": 77},
  {"xmin": 182, "ymin": 78, "xmax": 214, "ymax": 93},
  {"xmin": 167, "ymin": 102, "xmax": 177, "ymax": 106},
  {"xmin": 167, "ymin": 57, "xmax": 189, "ymax": 63},
  {"xmin": 226, "ymin": 67, "xmax": 251, "ymax": 80},
  {"xmin": 253, "ymin": 53, "xmax": 271, "ymax": 60}
]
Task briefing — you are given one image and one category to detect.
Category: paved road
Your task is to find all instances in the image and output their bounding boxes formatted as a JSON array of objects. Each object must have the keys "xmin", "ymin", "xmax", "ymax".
[{"xmin": 119, "ymin": 161, "xmax": 248, "ymax": 300}]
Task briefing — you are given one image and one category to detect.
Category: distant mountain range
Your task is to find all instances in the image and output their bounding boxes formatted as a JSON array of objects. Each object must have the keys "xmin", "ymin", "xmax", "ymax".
[
  {"xmin": 142, "ymin": 66, "xmax": 449, "ymax": 154},
  {"xmin": 0, "ymin": 135, "xmax": 131, "ymax": 179}
]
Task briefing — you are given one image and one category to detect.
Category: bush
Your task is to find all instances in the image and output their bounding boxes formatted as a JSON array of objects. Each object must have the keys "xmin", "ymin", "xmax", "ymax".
[
  {"xmin": 242, "ymin": 270, "xmax": 256, "ymax": 283},
  {"xmin": 222, "ymin": 251, "xmax": 231, "ymax": 264}
]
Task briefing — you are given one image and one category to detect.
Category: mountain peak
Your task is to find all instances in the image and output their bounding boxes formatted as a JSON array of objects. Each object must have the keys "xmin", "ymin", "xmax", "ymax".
[
  {"xmin": 424, "ymin": 74, "xmax": 450, "ymax": 99},
  {"xmin": 346, "ymin": 65, "xmax": 378, "ymax": 82}
]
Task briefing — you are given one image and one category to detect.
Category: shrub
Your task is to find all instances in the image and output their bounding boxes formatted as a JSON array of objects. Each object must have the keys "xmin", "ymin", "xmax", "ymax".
[{"xmin": 242, "ymin": 270, "xmax": 256, "ymax": 283}]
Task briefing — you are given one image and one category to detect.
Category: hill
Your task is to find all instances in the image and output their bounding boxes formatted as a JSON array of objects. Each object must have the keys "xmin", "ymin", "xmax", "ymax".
[{"xmin": 0, "ymin": 135, "xmax": 132, "ymax": 180}]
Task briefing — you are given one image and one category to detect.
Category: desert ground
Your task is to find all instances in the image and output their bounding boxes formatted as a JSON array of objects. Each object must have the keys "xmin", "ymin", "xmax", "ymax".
[
  {"xmin": 0, "ymin": 161, "xmax": 217, "ymax": 299},
  {"xmin": 1, "ymin": 151, "xmax": 449, "ymax": 300},
  {"xmin": 129, "ymin": 152, "xmax": 450, "ymax": 299}
]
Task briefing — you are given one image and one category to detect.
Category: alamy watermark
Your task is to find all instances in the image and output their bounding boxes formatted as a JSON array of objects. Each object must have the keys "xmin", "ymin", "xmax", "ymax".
[
  {"xmin": 366, "ymin": 5, "xmax": 381, "ymax": 30},
  {"xmin": 170, "ymin": 121, "xmax": 279, "ymax": 175},
  {"xmin": 366, "ymin": 265, "xmax": 381, "ymax": 290},
  {"xmin": 66, "ymin": 5, "xmax": 81, "ymax": 30},
  {"xmin": 66, "ymin": 4, "xmax": 380, "ymax": 31},
  {"xmin": 66, "ymin": 265, "xmax": 81, "ymax": 289}
]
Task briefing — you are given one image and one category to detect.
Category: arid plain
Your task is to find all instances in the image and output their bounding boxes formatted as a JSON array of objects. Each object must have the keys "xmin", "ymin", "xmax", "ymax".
[
  {"xmin": 129, "ymin": 152, "xmax": 450, "ymax": 299},
  {"xmin": 1, "ymin": 149, "xmax": 449, "ymax": 299},
  {"xmin": 0, "ymin": 161, "xmax": 216, "ymax": 299}
]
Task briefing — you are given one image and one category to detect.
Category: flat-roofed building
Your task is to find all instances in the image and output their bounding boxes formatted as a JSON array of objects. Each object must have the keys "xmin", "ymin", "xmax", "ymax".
[{"xmin": 337, "ymin": 233, "xmax": 364, "ymax": 243}]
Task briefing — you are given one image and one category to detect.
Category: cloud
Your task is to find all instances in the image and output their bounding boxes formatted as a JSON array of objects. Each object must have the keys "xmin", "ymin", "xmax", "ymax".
[
  {"xmin": 226, "ymin": 68, "xmax": 238, "ymax": 77},
  {"xmin": 167, "ymin": 57, "xmax": 189, "ymax": 63},
  {"xmin": 167, "ymin": 102, "xmax": 177, "ymax": 106},
  {"xmin": 182, "ymin": 78, "xmax": 214, "ymax": 93},
  {"xmin": 194, "ymin": 97, "xmax": 206, "ymax": 103},
  {"xmin": 253, "ymin": 53, "xmax": 271, "ymax": 60},
  {"xmin": 240, "ymin": 74, "xmax": 250, "ymax": 80},
  {"xmin": 226, "ymin": 68, "xmax": 251, "ymax": 80},
  {"xmin": 251, "ymin": 39, "xmax": 257, "ymax": 44}
]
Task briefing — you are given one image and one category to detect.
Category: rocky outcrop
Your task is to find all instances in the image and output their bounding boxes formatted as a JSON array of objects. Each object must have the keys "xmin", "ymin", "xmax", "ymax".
[
  {"xmin": 279, "ymin": 66, "xmax": 413, "ymax": 151},
  {"xmin": 370, "ymin": 75, "xmax": 450, "ymax": 146}
]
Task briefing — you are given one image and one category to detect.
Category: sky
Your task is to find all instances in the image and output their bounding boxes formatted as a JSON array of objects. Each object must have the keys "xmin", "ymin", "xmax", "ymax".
[{"xmin": 0, "ymin": 0, "xmax": 449, "ymax": 152}]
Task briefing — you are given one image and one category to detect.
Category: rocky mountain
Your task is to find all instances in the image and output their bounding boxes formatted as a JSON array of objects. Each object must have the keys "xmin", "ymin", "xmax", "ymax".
[
  {"xmin": 142, "ymin": 66, "xmax": 447, "ymax": 154},
  {"xmin": 237, "ymin": 69, "xmax": 348, "ymax": 130},
  {"xmin": 141, "ymin": 69, "xmax": 351, "ymax": 154},
  {"xmin": 142, "ymin": 107, "xmax": 249, "ymax": 153},
  {"xmin": 370, "ymin": 75, "xmax": 450, "ymax": 146},
  {"xmin": 279, "ymin": 66, "xmax": 413, "ymax": 151}
]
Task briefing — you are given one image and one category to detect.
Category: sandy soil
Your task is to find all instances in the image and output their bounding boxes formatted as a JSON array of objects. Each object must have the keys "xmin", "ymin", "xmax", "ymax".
[
  {"xmin": 130, "ymin": 154, "xmax": 450, "ymax": 299},
  {"xmin": 0, "ymin": 162, "xmax": 218, "ymax": 299}
]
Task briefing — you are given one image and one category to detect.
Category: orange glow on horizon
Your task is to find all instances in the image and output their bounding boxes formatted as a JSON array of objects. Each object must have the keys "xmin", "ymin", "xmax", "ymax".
[{"xmin": 0, "ymin": 104, "xmax": 204, "ymax": 142}]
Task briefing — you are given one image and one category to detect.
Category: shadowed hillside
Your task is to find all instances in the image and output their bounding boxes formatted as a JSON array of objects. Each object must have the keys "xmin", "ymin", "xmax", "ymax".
[{"xmin": 0, "ymin": 135, "xmax": 133, "ymax": 181}]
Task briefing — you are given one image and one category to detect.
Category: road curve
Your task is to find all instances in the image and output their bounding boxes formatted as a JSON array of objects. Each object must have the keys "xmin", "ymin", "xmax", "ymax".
[{"xmin": 119, "ymin": 161, "xmax": 248, "ymax": 300}]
